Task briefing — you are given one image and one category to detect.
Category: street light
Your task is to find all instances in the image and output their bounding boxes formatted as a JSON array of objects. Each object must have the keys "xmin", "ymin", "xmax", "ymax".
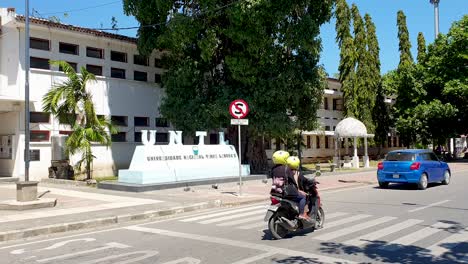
[{"xmin": 430, "ymin": 0, "xmax": 440, "ymax": 38}]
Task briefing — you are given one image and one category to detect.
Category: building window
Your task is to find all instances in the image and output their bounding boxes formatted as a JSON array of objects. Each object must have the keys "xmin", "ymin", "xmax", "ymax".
[
  {"xmin": 111, "ymin": 51, "xmax": 127, "ymax": 62},
  {"xmin": 86, "ymin": 47, "xmax": 104, "ymax": 59},
  {"xmin": 30, "ymin": 112, "xmax": 50, "ymax": 123},
  {"xmin": 316, "ymin": 136, "xmax": 321, "ymax": 149},
  {"xmin": 86, "ymin": 64, "xmax": 103, "ymax": 76},
  {"xmin": 134, "ymin": 71, "xmax": 147, "ymax": 82},
  {"xmin": 325, "ymin": 126, "xmax": 331, "ymax": 131},
  {"xmin": 393, "ymin": 137, "xmax": 397, "ymax": 147},
  {"xmin": 30, "ymin": 57, "xmax": 50, "ymax": 70},
  {"xmin": 134, "ymin": 117, "xmax": 149, "ymax": 127},
  {"xmin": 59, "ymin": 131, "xmax": 73, "ymax": 136},
  {"xmin": 111, "ymin": 68, "xmax": 126, "ymax": 79},
  {"xmin": 155, "ymin": 73, "xmax": 162, "ymax": 84},
  {"xmin": 156, "ymin": 118, "xmax": 168, "ymax": 127},
  {"xmin": 134, "ymin": 54, "xmax": 149, "ymax": 66},
  {"xmin": 134, "ymin": 132, "xmax": 142, "ymax": 142},
  {"xmin": 333, "ymin": 98, "xmax": 343, "ymax": 111},
  {"xmin": 156, "ymin": 132, "xmax": 169, "ymax": 143},
  {"xmin": 59, "ymin": 62, "xmax": 78, "ymax": 72},
  {"xmin": 388, "ymin": 136, "xmax": 392, "ymax": 147},
  {"xmin": 154, "ymin": 58, "xmax": 163, "ymax": 68},
  {"xmin": 30, "ymin": 38, "xmax": 49, "ymax": 51},
  {"xmin": 306, "ymin": 136, "xmax": 311, "ymax": 149},
  {"xmin": 59, "ymin": 42, "xmax": 79, "ymax": 55},
  {"xmin": 30, "ymin": 131, "xmax": 50, "ymax": 142},
  {"xmin": 324, "ymin": 98, "xmax": 329, "ymax": 110},
  {"xmin": 111, "ymin": 115, "xmax": 128, "ymax": 126},
  {"xmin": 112, "ymin": 132, "xmax": 126, "ymax": 142},
  {"xmin": 333, "ymin": 126, "xmax": 336, "ymax": 131},
  {"xmin": 325, "ymin": 137, "xmax": 329, "ymax": 149}
]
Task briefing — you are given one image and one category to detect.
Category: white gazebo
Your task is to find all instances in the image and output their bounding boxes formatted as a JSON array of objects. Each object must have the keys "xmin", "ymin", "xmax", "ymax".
[{"xmin": 334, "ymin": 117, "xmax": 374, "ymax": 168}]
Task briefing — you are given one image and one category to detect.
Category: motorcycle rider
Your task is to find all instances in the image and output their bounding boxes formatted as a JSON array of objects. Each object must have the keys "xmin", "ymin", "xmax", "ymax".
[{"xmin": 270, "ymin": 151, "xmax": 310, "ymax": 221}]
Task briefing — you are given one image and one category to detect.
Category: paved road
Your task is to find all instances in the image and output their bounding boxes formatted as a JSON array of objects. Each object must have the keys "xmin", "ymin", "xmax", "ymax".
[{"xmin": 1, "ymin": 169, "xmax": 467, "ymax": 263}]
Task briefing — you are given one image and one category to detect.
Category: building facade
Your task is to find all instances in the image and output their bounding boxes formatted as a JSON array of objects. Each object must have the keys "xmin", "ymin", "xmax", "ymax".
[{"xmin": 0, "ymin": 8, "xmax": 401, "ymax": 180}]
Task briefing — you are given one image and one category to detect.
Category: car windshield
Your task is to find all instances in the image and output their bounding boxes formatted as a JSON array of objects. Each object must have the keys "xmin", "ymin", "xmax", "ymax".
[{"xmin": 385, "ymin": 152, "xmax": 416, "ymax": 161}]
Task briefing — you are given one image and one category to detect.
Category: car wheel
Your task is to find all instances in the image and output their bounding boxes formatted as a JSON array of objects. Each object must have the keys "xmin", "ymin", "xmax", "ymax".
[
  {"xmin": 378, "ymin": 182, "xmax": 389, "ymax": 189},
  {"xmin": 418, "ymin": 173, "xmax": 428, "ymax": 190},
  {"xmin": 442, "ymin": 170, "xmax": 451, "ymax": 185}
]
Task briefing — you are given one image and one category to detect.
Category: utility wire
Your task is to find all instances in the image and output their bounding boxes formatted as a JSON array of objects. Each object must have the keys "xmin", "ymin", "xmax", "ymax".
[{"xmin": 39, "ymin": 1, "xmax": 120, "ymax": 16}]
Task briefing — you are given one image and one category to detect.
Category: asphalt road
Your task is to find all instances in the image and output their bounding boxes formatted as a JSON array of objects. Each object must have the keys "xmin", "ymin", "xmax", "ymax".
[{"xmin": 1, "ymin": 169, "xmax": 467, "ymax": 264}]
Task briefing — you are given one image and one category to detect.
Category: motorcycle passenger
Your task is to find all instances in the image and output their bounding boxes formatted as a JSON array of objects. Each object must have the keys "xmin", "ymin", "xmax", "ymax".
[
  {"xmin": 286, "ymin": 156, "xmax": 315, "ymax": 220},
  {"xmin": 286, "ymin": 156, "xmax": 313, "ymax": 221}
]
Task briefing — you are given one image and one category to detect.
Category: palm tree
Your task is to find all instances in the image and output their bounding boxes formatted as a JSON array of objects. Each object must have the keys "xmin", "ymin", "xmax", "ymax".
[{"xmin": 42, "ymin": 61, "xmax": 116, "ymax": 180}]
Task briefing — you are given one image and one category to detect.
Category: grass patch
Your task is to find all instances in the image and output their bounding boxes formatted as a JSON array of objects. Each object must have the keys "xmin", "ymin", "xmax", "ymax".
[{"xmin": 94, "ymin": 176, "xmax": 118, "ymax": 183}]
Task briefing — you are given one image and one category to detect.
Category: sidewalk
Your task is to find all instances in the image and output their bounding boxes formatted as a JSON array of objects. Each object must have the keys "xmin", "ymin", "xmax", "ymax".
[{"xmin": 0, "ymin": 162, "xmax": 466, "ymax": 243}]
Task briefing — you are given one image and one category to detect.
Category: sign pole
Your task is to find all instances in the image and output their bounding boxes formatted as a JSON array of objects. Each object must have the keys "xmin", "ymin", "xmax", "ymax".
[{"xmin": 238, "ymin": 123, "xmax": 242, "ymax": 196}]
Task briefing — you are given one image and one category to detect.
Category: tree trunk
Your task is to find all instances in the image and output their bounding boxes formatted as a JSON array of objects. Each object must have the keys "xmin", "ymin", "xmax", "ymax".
[
  {"xmin": 246, "ymin": 129, "xmax": 268, "ymax": 174},
  {"xmin": 86, "ymin": 149, "xmax": 92, "ymax": 180}
]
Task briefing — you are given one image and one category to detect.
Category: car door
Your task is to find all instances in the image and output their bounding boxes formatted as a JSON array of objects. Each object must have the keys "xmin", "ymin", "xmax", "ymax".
[
  {"xmin": 419, "ymin": 153, "xmax": 435, "ymax": 181},
  {"xmin": 429, "ymin": 152, "xmax": 444, "ymax": 180}
]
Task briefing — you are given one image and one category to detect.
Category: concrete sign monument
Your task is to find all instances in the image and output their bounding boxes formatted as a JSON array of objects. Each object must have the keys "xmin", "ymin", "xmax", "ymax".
[{"xmin": 118, "ymin": 131, "xmax": 249, "ymax": 185}]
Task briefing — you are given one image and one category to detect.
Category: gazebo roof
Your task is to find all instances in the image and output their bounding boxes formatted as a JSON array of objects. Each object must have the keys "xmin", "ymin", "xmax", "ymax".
[{"xmin": 334, "ymin": 117, "xmax": 368, "ymax": 137}]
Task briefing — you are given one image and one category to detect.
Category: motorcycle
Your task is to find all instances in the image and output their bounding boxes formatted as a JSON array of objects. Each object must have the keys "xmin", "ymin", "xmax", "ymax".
[{"xmin": 264, "ymin": 176, "xmax": 325, "ymax": 239}]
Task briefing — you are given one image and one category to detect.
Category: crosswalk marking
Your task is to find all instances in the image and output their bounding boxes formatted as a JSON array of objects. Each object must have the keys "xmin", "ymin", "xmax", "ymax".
[
  {"xmin": 344, "ymin": 219, "xmax": 424, "ymax": 246},
  {"xmin": 238, "ymin": 222, "xmax": 267, "ymax": 230},
  {"xmin": 427, "ymin": 230, "xmax": 468, "ymax": 256},
  {"xmin": 315, "ymin": 216, "xmax": 396, "ymax": 241},
  {"xmin": 217, "ymin": 215, "xmax": 264, "ymax": 227},
  {"xmin": 199, "ymin": 210, "xmax": 264, "ymax": 224},
  {"xmin": 324, "ymin": 212, "xmax": 349, "ymax": 220},
  {"xmin": 321, "ymin": 214, "xmax": 372, "ymax": 230},
  {"xmin": 181, "ymin": 205, "xmax": 265, "ymax": 222},
  {"xmin": 230, "ymin": 251, "xmax": 277, "ymax": 264},
  {"xmin": 381, "ymin": 222, "xmax": 453, "ymax": 251}
]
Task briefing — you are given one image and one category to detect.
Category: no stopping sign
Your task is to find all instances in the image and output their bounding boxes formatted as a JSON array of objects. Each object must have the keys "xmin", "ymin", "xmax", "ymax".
[{"xmin": 229, "ymin": 99, "xmax": 249, "ymax": 119}]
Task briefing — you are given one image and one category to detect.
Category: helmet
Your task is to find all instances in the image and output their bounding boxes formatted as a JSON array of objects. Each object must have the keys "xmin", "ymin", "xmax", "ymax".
[
  {"xmin": 272, "ymin": 150, "xmax": 290, "ymax": 165},
  {"xmin": 286, "ymin": 156, "xmax": 300, "ymax": 170}
]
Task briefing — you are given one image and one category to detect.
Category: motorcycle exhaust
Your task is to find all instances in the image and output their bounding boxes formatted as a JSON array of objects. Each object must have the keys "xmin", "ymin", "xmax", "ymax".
[{"xmin": 279, "ymin": 217, "xmax": 297, "ymax": 230}]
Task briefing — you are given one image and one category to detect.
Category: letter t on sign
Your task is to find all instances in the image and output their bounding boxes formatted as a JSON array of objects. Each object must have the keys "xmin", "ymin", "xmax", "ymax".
[{"xmin": 196, "ymin": 131, "xmax": 207, "ymax": 145}]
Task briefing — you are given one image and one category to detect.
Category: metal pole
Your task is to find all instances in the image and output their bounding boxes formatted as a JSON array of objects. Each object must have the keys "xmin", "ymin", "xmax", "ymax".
[
  {"xmin": 434, "ymin": 0, "xmax": 439, "ymax": 37},
  {"xmin": 24, "ymin": 0, "xmax": 30, "ymax": 182},
  {"xmin": 238, "ymin": 124, "xmax": 242, "ymax": 196}
]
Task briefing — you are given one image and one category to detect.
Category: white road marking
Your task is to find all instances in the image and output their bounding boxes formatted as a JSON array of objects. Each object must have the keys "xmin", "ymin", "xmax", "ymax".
[
  {"xmin": 408, "ymin": 200, "xmax": 450, "ymax": 213},
  {"xmin": 199, "ymin": 210, "xmax": 264, "ymax": 224},
  {"xmin": 36, "ymin": 242, "xmax": 130, "ymax": 262},
  {"xmin": 161, "ymin": 257, "xmax": 201, "ymax": 264},
  {"xmin": 10, "ymin": 238, "xmax": 96, "ymax": 255},
  {"xmin": 381, "ymin": 222, "xmax": 453, "ymax": 251},
  {"xmin": 230, "ymin": 251, "xmax": 277, "ymax": 264},
  {"xmin": 237, "ymin": 222, "xmax": 266, "ymax": 230},
  {"xmin": 427, "ymin": 230, "xmax": 468, "ymax": 256},
  {"xmin": 344, "ymin": 219, "xmax": 424, "ymax": 246},
  {"xmin": 321, "ymin": 214, "xmax": 372, "ymax": 230},
  {"xmin": 181, "ymin": 205, "xmax": 265, "ymax": 222},
  {"xmin": 323, "ymin": 212, "xmax": 349, "ymax": 220},
  {"xmin": 315, "ymin": 216, "xmax": 396, "ymax": 241},
  {"xmin": 125, "ymin": 226, "xmax": 356, "ymax": 264},
  {"xmin": 81, "ymin": 250, "xmax": 160, "ymax": 264},
  {"xmin": 217, "ymin": 215, "xmax": 264, "ymax": 227}
]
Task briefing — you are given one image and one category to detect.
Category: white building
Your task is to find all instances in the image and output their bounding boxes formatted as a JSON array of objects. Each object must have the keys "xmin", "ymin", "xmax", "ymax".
[{"xmin": 0, "ymin": 8, "xmax": 401, "ymax": 181}]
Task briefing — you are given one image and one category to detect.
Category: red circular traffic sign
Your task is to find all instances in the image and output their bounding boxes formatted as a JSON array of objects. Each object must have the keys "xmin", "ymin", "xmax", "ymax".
[{"xmin": 229, "ymin": 99, "xmax": 249, "ymax": 119}]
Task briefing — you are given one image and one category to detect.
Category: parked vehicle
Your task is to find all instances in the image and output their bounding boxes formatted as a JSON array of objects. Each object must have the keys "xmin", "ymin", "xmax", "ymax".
[
  {"xmin": 265, "ymin": 176, "xmax": 325, "ymax": 239},
  {"xmin": 377, "ymin": 149, "xmax": 451, "ymax": 190}
]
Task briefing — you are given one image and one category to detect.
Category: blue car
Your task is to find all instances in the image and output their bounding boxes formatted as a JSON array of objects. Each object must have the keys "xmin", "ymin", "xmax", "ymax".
[{"xmin": 377, "ymin": 149, "xmax": 451, "ymax": 190}]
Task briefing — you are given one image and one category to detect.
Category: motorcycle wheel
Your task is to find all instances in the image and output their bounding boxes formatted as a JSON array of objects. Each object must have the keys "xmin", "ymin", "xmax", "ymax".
[
  {"xmin": 268, "ymin": 214, "xmax": 289, "ymax": 240},
  {"xmin": 315, "ymin": 207, "xmax": 325, "ymax": 229}
]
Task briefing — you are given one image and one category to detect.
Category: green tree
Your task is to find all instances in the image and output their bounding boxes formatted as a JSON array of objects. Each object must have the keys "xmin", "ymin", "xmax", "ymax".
[
  {"xmin": 397, "ymin": 10, "xmax": 413, "ymax": 67},
  {"xmin": 123, "ymin": 0, "xmax": 334, "ymax": 172},
  {"xmin": 335, "ymin": 0, "xmax": 356, "ymax": 118},
  {"xmin": 417, "ymin": 32, "xmax": 426, "ymax": 63},
  {"xmin": 42, "ymin": 61, "xmax": 116, "ymax": 180}
]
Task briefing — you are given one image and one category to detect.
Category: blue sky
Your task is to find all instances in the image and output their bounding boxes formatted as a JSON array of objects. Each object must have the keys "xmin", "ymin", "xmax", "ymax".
[{"xmin": 2, "ymin": 0, "xmax": 466, "ymax": 75}]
